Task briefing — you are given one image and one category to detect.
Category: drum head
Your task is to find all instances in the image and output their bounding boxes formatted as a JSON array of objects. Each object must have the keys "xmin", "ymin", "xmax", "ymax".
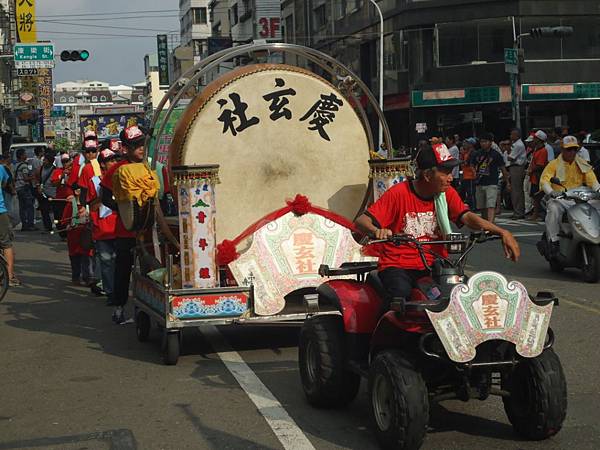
[
  {"xmin": 170, "ymin": 63, "xmax": 371, "ymax": 242},
  {"xmin": 117, "ymin": 200, "xmax": 155, "ymax": 232}
]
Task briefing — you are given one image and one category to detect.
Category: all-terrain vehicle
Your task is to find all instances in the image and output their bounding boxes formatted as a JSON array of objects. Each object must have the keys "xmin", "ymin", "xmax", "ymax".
[{"xmin": 299, "ymin": 232, "xmax": 566, "ymax": 450}]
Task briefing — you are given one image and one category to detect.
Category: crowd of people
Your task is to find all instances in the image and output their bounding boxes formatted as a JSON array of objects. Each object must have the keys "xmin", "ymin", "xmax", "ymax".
[
  {"xmin": 423, "ymin": 127, "xmax": 594, "ymax": 224},
  {"xmin": 0, "ymin": 125, "xmax": 162, "ymax": 324}
]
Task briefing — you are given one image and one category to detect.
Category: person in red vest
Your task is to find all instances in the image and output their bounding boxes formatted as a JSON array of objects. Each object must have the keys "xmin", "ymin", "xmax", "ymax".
[{"xmin": 101, "ymin": 125, "xmax": 146, "ymax": 324}]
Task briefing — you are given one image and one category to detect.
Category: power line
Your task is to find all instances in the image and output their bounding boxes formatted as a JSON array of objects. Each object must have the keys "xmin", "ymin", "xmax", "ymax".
[{"xmin": 38, "ymin": 15, "xmax": 182, "ymax": 22}]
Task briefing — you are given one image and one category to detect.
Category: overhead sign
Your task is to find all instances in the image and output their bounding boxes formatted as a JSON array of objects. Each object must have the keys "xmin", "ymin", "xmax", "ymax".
[
  {"xmin": 16, "ymin": 67, "xmax": 38, "ymax": 76},
  {"xmin": 504, "ymin": 48, "xmax": 518, "ymax": 74},
  {"xmin": 156, "ymin": 35, "xmax": 169, "ymax": 87},
  {"xmin": 14, "ymin": 43, "xmax": 54, "ymax": 69},
  {"xmin": 16, "ymin": 0, "xmax": 37, "ymax": 43},
  {"xmin": 415, "ymin": 122, "xmax": 427, "ymax": 133}
]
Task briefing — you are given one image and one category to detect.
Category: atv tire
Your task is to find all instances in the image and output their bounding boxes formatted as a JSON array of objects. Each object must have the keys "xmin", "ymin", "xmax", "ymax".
[
  {"xmin": 369, "ymin": 350, "xmax": 429, "ymax": 450},
  {"xmin": 502, "ymin": 348, "xmax": 567, "ymax": 440},
  {"xmin": 299, "ymin": 315, "xmax": 361, "ymax": 408}
]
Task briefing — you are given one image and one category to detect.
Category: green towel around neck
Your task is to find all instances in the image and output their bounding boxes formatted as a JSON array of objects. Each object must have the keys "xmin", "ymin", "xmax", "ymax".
[{"xmin": 434, "ymin": 192, "xmax": 452, "ymax": 238}]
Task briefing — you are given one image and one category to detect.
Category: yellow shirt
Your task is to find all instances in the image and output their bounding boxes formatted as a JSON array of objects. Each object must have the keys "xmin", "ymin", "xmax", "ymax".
[{"xmin": 540, "ymin": 156, "xmax": 599, "ymax": 193}]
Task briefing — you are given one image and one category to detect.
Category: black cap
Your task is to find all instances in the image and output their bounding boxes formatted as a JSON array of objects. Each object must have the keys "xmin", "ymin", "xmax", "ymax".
[{"xmin": 415, "ymin": 144, "xmax": 460, "ymax": 170}]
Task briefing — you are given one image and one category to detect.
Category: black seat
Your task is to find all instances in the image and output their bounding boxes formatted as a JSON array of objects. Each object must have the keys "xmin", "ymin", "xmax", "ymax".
[{"xmin": 366, "ymin": 270, "xmax": 392, "ymax": 302}]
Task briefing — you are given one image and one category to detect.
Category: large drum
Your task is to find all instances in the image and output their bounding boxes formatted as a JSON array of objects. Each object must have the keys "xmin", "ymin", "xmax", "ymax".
[{"xmin": 170, "ymin": 63, "xmax": 372, "ymax": 242}]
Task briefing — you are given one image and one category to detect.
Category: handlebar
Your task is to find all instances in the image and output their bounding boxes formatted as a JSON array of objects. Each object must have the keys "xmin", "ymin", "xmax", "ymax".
[{"xmin": 367, "ymin": 231, "xmax": 500, "ymax": 271}]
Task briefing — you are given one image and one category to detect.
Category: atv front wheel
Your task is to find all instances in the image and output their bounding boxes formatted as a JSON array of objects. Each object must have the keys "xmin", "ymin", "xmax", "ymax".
[
  {"xmin": 502, "ymin": 348, "xmax": 567, "ymax": 440},
  {"xmin": 298, "ymin": 315, "xmax": 361, "ymax": 408},
  {"xmin": 369, "ymin": 350, "xmax": 429, "ymax": 450}
]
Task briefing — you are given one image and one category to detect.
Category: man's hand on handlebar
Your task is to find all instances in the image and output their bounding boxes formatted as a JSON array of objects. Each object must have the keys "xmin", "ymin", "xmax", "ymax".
[{"xmin": 374, "ymin": 228, "xmax": 393, "ymax": 239}]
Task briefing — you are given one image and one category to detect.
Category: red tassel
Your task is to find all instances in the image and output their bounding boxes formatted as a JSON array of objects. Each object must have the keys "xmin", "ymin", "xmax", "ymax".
[
  {"xmin": 216, "ymin": 239, "xmax": 239, "ymax": 265},
  {"xmin": 286, "ymin": 194, "xmax": 311, "ymax": 216}
]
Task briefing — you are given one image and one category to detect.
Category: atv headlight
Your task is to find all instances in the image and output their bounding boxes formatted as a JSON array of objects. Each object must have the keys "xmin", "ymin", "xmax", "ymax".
[{"xmin": 578, "ymin": 191, "xmax": 594, "ymax": 202}]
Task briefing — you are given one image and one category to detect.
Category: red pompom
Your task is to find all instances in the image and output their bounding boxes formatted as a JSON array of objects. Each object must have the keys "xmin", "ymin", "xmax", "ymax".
[
  {"xmin": 216, "ymin": 239, "xmax": 239, "ymax": 265},
  {"xmin": 286, "ymin": 194, "xmax": 311, "ymax": 216}
]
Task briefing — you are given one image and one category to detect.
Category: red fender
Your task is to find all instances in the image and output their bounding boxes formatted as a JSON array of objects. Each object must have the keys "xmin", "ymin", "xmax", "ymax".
[{"xmin": 317, "ymin": 279, "xmax": 383, "ymax": 334}]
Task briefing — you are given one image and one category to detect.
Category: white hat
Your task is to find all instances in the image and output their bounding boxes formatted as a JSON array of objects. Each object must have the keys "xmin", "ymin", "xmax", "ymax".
[
  {"xmin": 534, "ymin": 130, "xmax": 547, "ymax": 142},
  {"xmin": 525, "ymin": 135, "xmax": 534, "ymax": 143},
  {"xmin": 561, "ymin": 135, "xmax": 579, "ymax": 149}
]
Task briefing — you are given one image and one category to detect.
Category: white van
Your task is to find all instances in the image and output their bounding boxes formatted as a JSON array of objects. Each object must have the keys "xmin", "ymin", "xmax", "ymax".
[{"xmin": 9, "ymin": 142, "xmax": 49, "ymax": 165}]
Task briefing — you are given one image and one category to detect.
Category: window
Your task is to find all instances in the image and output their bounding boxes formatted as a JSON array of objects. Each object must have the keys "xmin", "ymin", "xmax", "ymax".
[
  {"xmin": 68, "ymin": 96, "xmax": 74, "ymax": 102},
  {"xmin": 91, "ymin": 96, "xmax": 98, "ymax": 102},
  {"xmin": 345, "ymin": 0, "xmax": 362, "ymax": 15},
  {"xmin": 60, "ymin": 96, "xmax": 66, "ymax": 102},
  {"xmin": 284, "ymin": 14, "xmax": 294, "ymax": 43},
  {"xmin": 192, "ymin": 7, "xmax": 207, "ymax": 24},
  {"xmin": 100, "ymin": 95, "xmax": 107, "ymax": 102},
  {"xmin": 437, "ymin": 18, "xmax": 512, "ymax": 66},
  {"xmin": 313, "ymin": 4, "xmax": 326, "ymax": 31}
]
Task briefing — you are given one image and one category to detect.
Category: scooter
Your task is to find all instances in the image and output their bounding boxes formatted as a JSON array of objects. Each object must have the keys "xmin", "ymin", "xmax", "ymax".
[
  {"xmin": 536, "ymin": 177, "xmax": 600, "ymax": 282},
  {"xmin": 299, "ymin": 232, "xmax": 566, "ymax": 450}
]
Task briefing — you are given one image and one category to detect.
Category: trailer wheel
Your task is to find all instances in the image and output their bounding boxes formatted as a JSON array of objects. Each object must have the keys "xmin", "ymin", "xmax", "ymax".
[
  {"xmin": 162, "ymin": 331, "xmax": 180, "ymax": 365},
  {"xmin": 136, "ymin": 311, "xmax": 151, "ymax": 342}
]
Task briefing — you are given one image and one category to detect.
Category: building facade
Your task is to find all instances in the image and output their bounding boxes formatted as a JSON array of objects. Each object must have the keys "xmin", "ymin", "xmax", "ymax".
[{"xmin": 282, "ymin": 0, "xmax": 600, "ymax": 146}]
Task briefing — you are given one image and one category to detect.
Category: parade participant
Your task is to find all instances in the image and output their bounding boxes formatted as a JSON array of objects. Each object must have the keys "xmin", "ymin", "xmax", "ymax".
[
  {"xmin": 471, "ymin": 133, "xmax": 510, "ymax": 224},
  {"xmin": 87, "ymin": 149, "xmax": 118, "ymax": 304},
  {"xmin": 51, "ymin": 154, "xmax": 73, "ymax": 239},
  {"xmin": 61, "ymin": 192, "xmax": 94, "ymax": 286},
  {"xmin": 101, "ymin": 125, "xmax": 147, "ymax": 324},
  {"xmin": 541, "ymin": 135, "xmax": 600, "ymax": 257},
  {"xmin": 355, "ymin": 144, "xmax": 519, "ymax": 305},
  {"xmin": 67, "ymin": 130, "xmax": 98, "ymax": 190}
]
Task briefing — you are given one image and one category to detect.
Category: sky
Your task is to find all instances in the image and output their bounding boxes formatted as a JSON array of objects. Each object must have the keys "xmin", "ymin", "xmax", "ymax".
[{"xmin": 36, "ymin": 0, "xmax": 180, "ymax": 86}]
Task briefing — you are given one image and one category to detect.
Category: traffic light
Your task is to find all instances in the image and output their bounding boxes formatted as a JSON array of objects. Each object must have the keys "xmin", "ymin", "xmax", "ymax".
[
  {"xmin": 530, "ymin": 26, "xmax": 574, "ymax": 38},
  {"xmin": 60, "ymin": 50, "xmax": 90, "ymax": 62}
]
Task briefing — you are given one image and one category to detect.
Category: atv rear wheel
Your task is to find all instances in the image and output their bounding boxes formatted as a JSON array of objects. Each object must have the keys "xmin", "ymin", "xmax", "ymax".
[
  {"xmin": 502, "ymin": 348, "xmax": 567, "ymax": 440},
  {"xmin": 369, "ymin": 350, "xmax": 429, "ymax": 450},
  {"xmin": 299, "ymin": 315, "xmax": 361, "ymax": 408}
]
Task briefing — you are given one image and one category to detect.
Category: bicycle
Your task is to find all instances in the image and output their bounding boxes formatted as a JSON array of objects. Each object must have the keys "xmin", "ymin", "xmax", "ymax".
[{"xmin": 0, "ymin": 249, "xmax": 9, "ymax": 302}]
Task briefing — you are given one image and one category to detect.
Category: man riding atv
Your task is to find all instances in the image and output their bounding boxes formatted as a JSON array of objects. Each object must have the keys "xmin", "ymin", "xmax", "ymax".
[
  {"xmin": 540, "ymin": 135, "xmax": 600, "ymax": 257},
  {"xmin": 355, "ymin": 143, "xmax": 520, "ymax": 304}
]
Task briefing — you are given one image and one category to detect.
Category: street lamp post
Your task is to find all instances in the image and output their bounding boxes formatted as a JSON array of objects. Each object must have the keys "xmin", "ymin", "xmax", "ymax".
[{"xmin": 369, "ymin": 0, "xmax": 384, "ymax": 152}]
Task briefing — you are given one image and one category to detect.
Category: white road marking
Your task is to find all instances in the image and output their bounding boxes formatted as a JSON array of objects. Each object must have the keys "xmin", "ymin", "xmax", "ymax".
[
  {"xmin": 199, "ymin": 325, "xmax": 316, "ymax": 450},
  {"xmin": 512, "ymin": 232, "xmax": 543, "ymax": 238}
]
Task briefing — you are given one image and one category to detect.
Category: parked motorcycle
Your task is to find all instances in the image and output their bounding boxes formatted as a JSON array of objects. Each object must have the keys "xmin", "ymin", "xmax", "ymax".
[
  {"xmin": 537, "ymin": 177, "xmax": 600, "ymax": 282},
  {"xmin": 299, "ymin": 232, "xmax": 566, "ymax": 450}
]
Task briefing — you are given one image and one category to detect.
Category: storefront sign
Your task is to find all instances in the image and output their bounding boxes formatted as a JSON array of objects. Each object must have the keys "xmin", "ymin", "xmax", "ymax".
[
  {"xmin": 16, "ymin": 0, "xmax": 37, "ymax": 43},
  {"xmin": 522, "ymin": 83, "xmax": 600, "ymax": 101},
  {"xmin": 412, "ymin": 86, "xmax": 501, "ymax": 107},
  {"xmin": 156, "ymin": 34, "xmax": 169, "ymax": 87}
]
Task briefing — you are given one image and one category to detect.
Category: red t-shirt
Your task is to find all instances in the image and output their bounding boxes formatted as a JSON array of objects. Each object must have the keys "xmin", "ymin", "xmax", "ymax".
[
  {"xmin": 530, "ymin": 147, "xmax": 548, "ymax": 185},
  {"xmin": 81, "ymin": 166, "xmax": 117, "ymax": 241},
  {"xmin": 366, "ymin": 181, "xmax": 469, "ymax": 270},
  {"xmin": 51, "ymin": 168, "xmax": 73, "ymax": 199},
  {"xmin": 61, "ymin": 201, "xmax": 93, "ymax": 257},
  {"xmin": 101, "ymin": 160, "xmax": 135, "ymax": 239}
]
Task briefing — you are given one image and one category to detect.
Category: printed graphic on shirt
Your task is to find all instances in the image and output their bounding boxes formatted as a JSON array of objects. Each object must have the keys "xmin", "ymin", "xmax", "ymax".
[{"xmin": 403, "ymin": 211, "xmax": 440, "ymax": 240}]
